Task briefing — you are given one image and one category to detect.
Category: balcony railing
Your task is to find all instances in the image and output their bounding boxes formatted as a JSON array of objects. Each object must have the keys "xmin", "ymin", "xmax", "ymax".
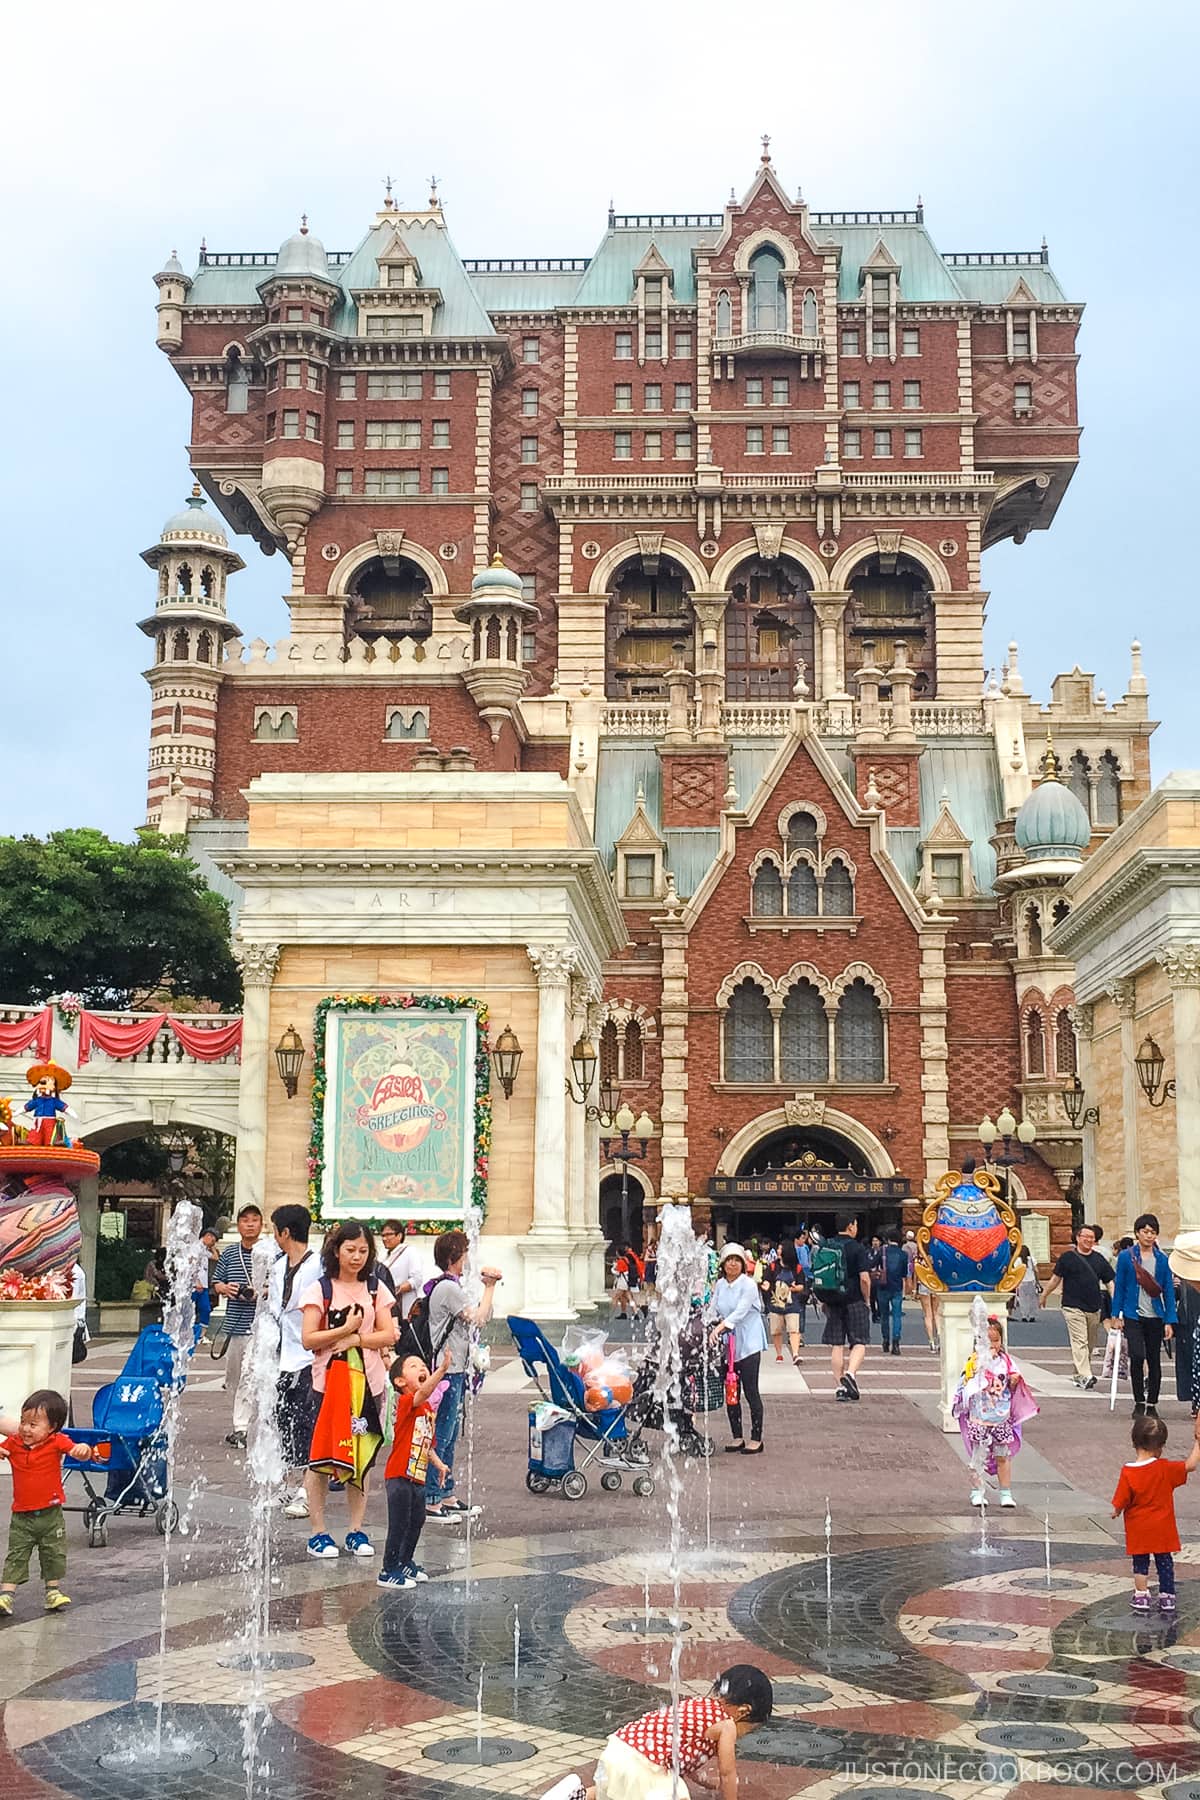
[
  {"xmin": 711, "ymin": 332, "xmax": 823, "ymax": 358},
  {"xmin": 599, "ymin": 699, "xmax": 987, "ymax": 740}
]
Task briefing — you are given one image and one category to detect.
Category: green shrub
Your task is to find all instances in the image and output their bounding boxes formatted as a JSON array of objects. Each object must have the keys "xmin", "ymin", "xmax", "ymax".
[{"xmin": 95, "ymin": 1238, "xmax": 152, "ymax": 1304}]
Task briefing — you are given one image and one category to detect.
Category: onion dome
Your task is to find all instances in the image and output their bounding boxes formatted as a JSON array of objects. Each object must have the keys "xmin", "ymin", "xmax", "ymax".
[
  {"xmin": 159, "ymin": 485, "xmax": 229, "ymax": 547},
  {"xmin": 274, "ymin": 216, "xmax": 329, "ymax": 281},
  {"xmin": 1012, "ymin": 741, "xmax": 1091, "ymax": 868},
  {"xmin": 469, "ymin": 551, "xmax": 526, "ymax": 600},
  {"xmin": 155, "ymin": 249, "xmax": 186, "ymax": 280}
]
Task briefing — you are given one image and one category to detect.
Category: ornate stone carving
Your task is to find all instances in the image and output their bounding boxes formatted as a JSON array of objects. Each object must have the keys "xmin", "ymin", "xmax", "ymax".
[
  {"xmin": 1067, "ymin": 1002, "xmax": 1094, "ymax": 1041},
  {"xmin": 785, "ymin": 1093, "xmax": 826, "ymax": 1128},
  {"xmin": 375, "ymin": 528, "xmax": 406, "ymax": 557},
  {"xmin": 753, "ymin": 523, "xmax": 784, "ymax": 561},
  {"xmin": 1106, "ymin": 978, "xmax": 1137, "ymax": 1018},
  {"xmin": 1158, "ymin": 944, "xmax": 1200, "ymax": 988},
  {"xmin": 233, "ymin": 939, "xmax": 280, "ymax": 987},
  {"xmin": 673, "ymin": 764, "xmax": 717, "ymax": 812},
  {"xmin": 527, "ymin": 944, "xmax": 578, "ymax": 988},
  {"xmin": 635, "ymin": 531, "xmax": 665, "ymax": 563}
]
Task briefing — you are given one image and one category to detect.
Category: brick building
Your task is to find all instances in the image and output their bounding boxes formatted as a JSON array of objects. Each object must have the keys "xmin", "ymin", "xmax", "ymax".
[{"xmin": 142, "ymin": 149, "xmax": 1156, "ymax": 1260}]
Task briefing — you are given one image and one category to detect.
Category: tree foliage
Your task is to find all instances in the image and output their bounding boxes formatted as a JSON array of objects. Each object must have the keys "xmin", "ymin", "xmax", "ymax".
[{"xmin": 0, "ymin": 828, "xmax": 240, "ymax": 1009}]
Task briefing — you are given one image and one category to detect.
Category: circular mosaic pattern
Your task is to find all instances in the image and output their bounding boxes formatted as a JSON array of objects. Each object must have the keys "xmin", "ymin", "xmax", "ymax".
[
  {"xmin": 216, "ymin": 1650, "xmax": 315, "ymax": 1672},
  {"xmin": 1162, "ymin": 1651, "xmax": 1200, "ymax": 1675},
  {"xmin": 930, "ymin": 1622, "xmax": 1017, "ymax": 1643},
  {"xmin": 1163, "ymin": 1782, "xmax": 1200, "ymax": 1800},
  {"xmin": 811, "ymin": 1645, "xmax": 898, "ymax": 1670},
  {"xmin": 423, "ymin": 1736, "xmax": 538, "ymax": 1766},
  {"xmin": 603, "ymin": 1616, "xmax": 692, "ymax": 1636},
  {"xmin": 770, "ymin": 1680, "xmax": 834, "ymax": 1706},
  {"xmin": 98, "ymin": 1743, "xmax": 218, "ymax": 1772},
  {"xmin": 998, "ymin": 1673, "xmax": 1098, "ymax": 1698},
  {"xmin": 939, "ymin": 538, "xmax": 960, "ymax": 557},
  {"xmin": 754, "ymin": 1723, "xmax": 843, "ymax": 1760},
  {"xmin": 977, "ymin": 1724, "xmax": 1089, "ymax": 1753},
  {"xmin": 700, "ymin": 539, "xmax": 719, "ymax": 558},
  {"xmin": 1011, "ymin": 1574, "xmax": 1089, "ymax": 1592},
  {"xmin": 439, "ymin": 542, "xmax": 458, "ymax": 560}
]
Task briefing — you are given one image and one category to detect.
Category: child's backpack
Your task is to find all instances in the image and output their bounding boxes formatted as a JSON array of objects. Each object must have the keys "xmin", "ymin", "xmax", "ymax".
[
  {"xmin": 398, "ymin": 1275, "xmax": 457, "ymax": 1365},
  {"xmin": 883, "ymin": 1242, "xmax": 908, "ymax": 1289},
  {"xmin": 810, "ymin": 1237, "xmax": 847, "ymax": 1299}
]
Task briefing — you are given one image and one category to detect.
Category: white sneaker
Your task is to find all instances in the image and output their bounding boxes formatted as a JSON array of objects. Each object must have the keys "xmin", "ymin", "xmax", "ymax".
[
  {"xmin": 999, "ymin": 1490, "xmax": 1016, "ymax": 1508},
  {"xmin": 540, "ymin": 1777, "xmax": 586, "ymax": 1800},
  {"xmin": 283, "ymin": 1488, "xmax": 309, "ymax": 1519},
  {"xmin": 970, "ymin": 1488, "xmax": 986, "ymax": 1507}
]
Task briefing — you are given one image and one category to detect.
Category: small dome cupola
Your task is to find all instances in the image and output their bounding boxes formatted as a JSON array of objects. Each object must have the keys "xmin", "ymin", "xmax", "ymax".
[
  {"xmin": 454, "ymin": 552, "xmax": 539, "ymax": 742},
  {"xmin": 138, "ymin": 483, "xmax": 244, "ymax": 651},
  {"xmin": 159, "ymin": 485, "xmax": 229, "ymax": 548},
  {"xmin": 273, "ymin": 216, "xmax": 330, "ymax": 282},
  {"xmin": 1001, "ymin": 739, "xmax": 1092, "ymax": 886}
]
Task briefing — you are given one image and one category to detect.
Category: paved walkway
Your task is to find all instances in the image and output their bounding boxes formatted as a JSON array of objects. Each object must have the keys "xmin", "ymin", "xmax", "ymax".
[{"xmin": 0, "ymin": 1313, "xmax": 1191, "ymax": 1798}]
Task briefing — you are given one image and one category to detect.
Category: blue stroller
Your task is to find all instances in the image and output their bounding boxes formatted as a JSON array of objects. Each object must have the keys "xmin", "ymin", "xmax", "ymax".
[
  {"xmin": 508, "ymin": 1315, "xmax": 654, "ymax": 1503},
  {"xmin": 63, "ymin": 1324, "xmax": 189, "ymax": 1547}
]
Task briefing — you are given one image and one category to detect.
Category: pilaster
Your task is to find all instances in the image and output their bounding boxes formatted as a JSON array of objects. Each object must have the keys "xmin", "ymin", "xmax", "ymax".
[
  {"xmin": 232, "ymin": 938, "xmax": 280, "ymax": 1215},
  {"xmin": 1109, "ymin": 978, "xmax": 1142, "ymax": 1221},
  {"xmin": 657, "ymin": 903, "xmax": 690, "ymax": 1200},
  {"xmin": 1159, "ymin": 945, "xmax": 1200, "ymax": 1231},
  {"xmin": 919, "ymin": 918, "xmax": 952, "ymax": 1187},
  {"xmin": 932, "ymin": 592, "xmax": 986, "ymax": 699}
]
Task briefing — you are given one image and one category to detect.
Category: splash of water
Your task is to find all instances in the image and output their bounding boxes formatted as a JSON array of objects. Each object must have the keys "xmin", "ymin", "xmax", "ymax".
[
  {"xmin": 512, "ymin": 1602, "xmax": 520, "ymax": 1689},
  {"xmin": 966, "ymin": 1294, "xmax": 1001, "ymax": 1558},
  {"xmin": 649, "ymin": 1203, "xmax": 708, "ymax": 1799},
  {"xmin": 824, "ymin": 1495, "xmax": 832, "ymax": 1605},
  {"xmin": 154, "ymin": 1200, "xmax": 203, "ymax": 1761},
  {"xmin": 475, "ymin": 1663, "xmax": 485, "ymax": 1761},
  {"xmin": 462, "ymin": 1199, "xmax": 485, "ymax": 1598},
  {"xmin": 1044, "ymin": 1509, "xmax": 1052, "ymax": 1588},
  {"xmin": 239, "ymin": 1237, "xmax": 286, "ymax": 1797}
]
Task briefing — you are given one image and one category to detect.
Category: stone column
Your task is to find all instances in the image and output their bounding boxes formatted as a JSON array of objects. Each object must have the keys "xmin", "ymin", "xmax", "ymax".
[
  {"xmin": 526, "ymin": 945, "xmax": 576, "ymax": 1232},
  {"xmin": 1070, "ymin": 1003, "xmax": 1098, "ymax": 1223},
  {"xmin": 232, "ymin": 938, "xmax": 280, "ymax": 1216},
  {"xmin": 77, "ymin": 1171, "xmax": 99, "ymax": 1326},
  {"xmin": 812, "ymin": 595, "xmax": 848, "ymax": 702},
  {"xmin": 1160, "ymin": 946, "xmax": 1200, "ymax": 1232},
  {"xmin": 919, "ymin": 917, "xmax": 952, "ymax": 1186},
  {"xmin": 657, "ymin": 901, "xmax": 690, "ymax": 1201},
  {"xmin": 1109, "ymin": 979, "xmax": 1142, "ymax": 1222}
]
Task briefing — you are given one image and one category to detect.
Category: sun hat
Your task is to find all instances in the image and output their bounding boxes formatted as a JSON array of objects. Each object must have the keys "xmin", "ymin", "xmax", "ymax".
[
  {"xmin": 25, "ymin": 1061, "xmax": 72, "ymax": 1092},
  {"xmin": 1168, "ymin": 1232, "xmax": 1200, "ymax": 1282},
  {"xmin": 718, "ymin": 1243, "xmax": 753, "ymax": 1274}
]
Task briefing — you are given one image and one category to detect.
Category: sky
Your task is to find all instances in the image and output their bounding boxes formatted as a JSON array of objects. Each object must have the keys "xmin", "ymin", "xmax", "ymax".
[{"xmin": 1, "ymin": 0, "xmax": 1196, "ymax": 838}]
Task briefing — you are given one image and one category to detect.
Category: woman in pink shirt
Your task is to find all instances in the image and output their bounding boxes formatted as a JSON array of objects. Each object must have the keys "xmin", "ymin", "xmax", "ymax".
[{"xmin": 300, "ymin": 1221, "xmax": 398, "ymax": 1561}]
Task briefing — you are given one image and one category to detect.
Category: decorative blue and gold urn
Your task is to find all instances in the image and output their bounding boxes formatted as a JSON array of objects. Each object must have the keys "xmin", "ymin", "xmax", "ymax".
[{"xmin": 916, "ymin": 1166, "xmax": 1024, "ymax": 1293}]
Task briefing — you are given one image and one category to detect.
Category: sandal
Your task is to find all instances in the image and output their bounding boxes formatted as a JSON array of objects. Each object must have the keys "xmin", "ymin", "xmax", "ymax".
[{"xmin": 724, "ymin": 1443, "xmax": 745, "ymax": 1453}]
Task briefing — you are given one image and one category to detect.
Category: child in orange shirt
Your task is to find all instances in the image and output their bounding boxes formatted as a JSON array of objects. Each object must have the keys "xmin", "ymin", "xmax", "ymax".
[
  {"xmin": 378, "ymin": 1349, "xmax": 451, "ymax": 1590},
  {"xmin": 0, "ymin": 1389, "xmax": 106, "ymax": 1615},
  {"xmin": 1112, "ymin": 1413, "xmax": 1200, "ymax": 1614}
]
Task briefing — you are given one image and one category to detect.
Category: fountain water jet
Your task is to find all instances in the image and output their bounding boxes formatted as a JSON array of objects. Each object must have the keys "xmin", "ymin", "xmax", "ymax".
[
  {"xmin": 239, "ymin": 1237, "xmax": 286, "ymax": 1797},
  {"xmin": 461, "ymin": 1198, "xmax": 485, "ymax": 1597},
  {"xmin": 966, "ymin": 1294, "xmax": 1005, "ymax": 1558},
  {"xmin": 153, "ymin": 1199, "xmax": 204, "ymax": 1762}
]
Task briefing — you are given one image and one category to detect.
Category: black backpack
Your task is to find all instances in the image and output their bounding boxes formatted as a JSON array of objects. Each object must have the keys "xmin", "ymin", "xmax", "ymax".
[{"xmin": 398, "ymin": 1274, "xmax": 457, "ymax": 1365}]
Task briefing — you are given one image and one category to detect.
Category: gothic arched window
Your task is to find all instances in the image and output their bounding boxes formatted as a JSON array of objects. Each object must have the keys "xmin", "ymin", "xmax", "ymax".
[
  {"xmin": 1096, "ymin": 751, "xmax": 1121, "ymax": 826},
  {"xmin": 786, "ymin": 811, "xmax": 819, "ymax": 855},
  {"xmin": 176, "ymin": 563, "xmax": 193, "ymax": 597},
  {"xmin": 172, "ymin": 703, "xmax": 182, "ymax": 734},
  {"xmin": 200, "ymin": 566, "xmax": 215, "ymax": 598},
  {"xmin": 724, "ymin": 979, "xmax": 774, "ymax": 1083},
  {"xmin": 486, "ymin": 614, "xmax": 502, "ymax": 658},
  {"xmin": 1025, "ymin": 1009, "xmax": 1046, "ymax": 1076},
  {"xmin": 752, "ymin": 859, "xmax": 784, "ymax": 917},
  {"xmin": 802, "ymin": 288, "xmax": 818, "ymax": 335},
  {"xmin": 823, "ymin": 858, "xmax": 854, "ymax": 917},
  {"xmin": 1067, "ymin": 751, "xmax": 1091, "ymax": 814},
  {"xmin": 599, "ymin": 1020, "xmax": 619, "ymax": 1085},
  {"xmin": 786, "ymin": 860, "xmax": 818, "ymax": 917},
  {"xmin": 1025, "ymin": 905, "xmax": 1043, "ymax": 958},
  {"xmin": 835, "ymin": 979, "xmax": 884, "ymax": 1082},
  {"xmin": 716, "ymin": 290, "xmax": 732, "ymax": 336},
  {"xmin": 624, "ymin": 1018, "xmax": 644, "ymax": 1080},
  {"xmin": 171, "ymin": 629, "xmax": 189, "ymax": 661},
  {"xmin": 749, "ymin": 246, "xmax": 785, "ymax": 333},
  {"xmin": 224, "ymin": 349, "xmax": 249, "ymax": 414},
  {"xmin": 1055, "ymin": 1009, "xmax": 1077, "ymax": 1077},
  {"xmin": 195, "ymin": 630, "xmax": 212, "ymax": 664},
  {"xmin": 780, "ymin": 981, "xmax": 828, "ymax": 1084}
]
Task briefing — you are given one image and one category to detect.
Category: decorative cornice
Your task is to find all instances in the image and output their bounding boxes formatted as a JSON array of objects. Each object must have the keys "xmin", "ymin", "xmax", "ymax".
[{"xmin": 1052, "ymin": 849, "xmax": 1200, "ymax": 957}]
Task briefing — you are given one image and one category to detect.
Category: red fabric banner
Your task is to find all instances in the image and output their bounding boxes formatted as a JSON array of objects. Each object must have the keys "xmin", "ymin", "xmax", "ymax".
[
  {"xmin": 77, "ymin": 1012, "xmax": 166, "ymax": 1064},
  {"xmin": 0, "ymin": 1008, "xmax": 52, "ymax": 1060},
  {"xmin": 168, "ymin": 1017, "xmax": 242, "ymax": 1062}
]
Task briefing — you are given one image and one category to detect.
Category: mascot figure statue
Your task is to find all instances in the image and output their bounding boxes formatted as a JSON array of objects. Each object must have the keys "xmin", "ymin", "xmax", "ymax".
[{"xmin": 917, "ymin": 1156, "xmax": 1026, "ymax": 1294}]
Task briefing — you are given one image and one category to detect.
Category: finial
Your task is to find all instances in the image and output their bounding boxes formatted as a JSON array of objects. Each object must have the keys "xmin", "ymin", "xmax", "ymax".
[
  {"xmin": 429, "ymin": 174, "xmax": 439, "ymax": 208},
  {"xmin": 190, "ymin": 481, "xmax": 202, "ymax": 499},
  {"xmin": 199, "ymin": 235, "xmax": 207, "ymax": 257},
  {"xmin": 1010, "ymin": 737, "xmax": 1024, "ymax": 772},
  {"xmin": 491, "ymin": 549, "xmax": 505, "ymax": 567},
  {"xmin": 664, "ymin": 869, "xmax": 681, "ymax": 916},
  {"xmin": 1128, "ymin": 638, "xmax": 1148, "ymax": 696},
  {"xmin": 939, "ymin": 785, "xmax": 950, "ymax": 808},
  {"xmin": 383, "ymin": 173, "xmax": 395, "ymax": 207},
  {"xmin": 635, "ymin": 779, "xmax": 646, "ymax": 807},
  {"xmin": 300, "ymin": 213, "xmax": 308, "ymax": 235},
  {"xmin": 574, "ymin": 738, "xmax": 588, "ymax": 774},
  {"xmin": 729, "ymin": 186, "xmax": 737, "ymax": 204},
  {"xmin": 580, "ymin": 665, "xmax": 592, "ymax": 696},
  {"xmin": 792, "ymin": 658, "xmax": 809, "ymax": 701},
  {"xmin": 760, "ymin": 132, "xmax": 771, "ymax": 164},
  {"xmin": 1041, "ymin": 732, "xmax": 1060, "ymax": 782},
  {"xmin": 864, "ymin": 769, "xmax": 883, "ymax": 812},
  {"xmin": 1096, "ymin": 688, "xmax": 1107, "ymax": 709},
  {"xmin": 723, "ymin": 769, "xmax": 739, "ymax": 808},
  {"xmin": 549, "ymin": 667, "xmax": 561, "ymax": 695},
  {"xmin": 796, "ymin": 185, "xmax": 804, "ymax": 204},
  {"xmin": 1005, "ymin": 638, "xmax": 1026, "ymax": 696},
  {"xmin": 608, "ymin": 199, "xmax": 615, "ymax": 228}
]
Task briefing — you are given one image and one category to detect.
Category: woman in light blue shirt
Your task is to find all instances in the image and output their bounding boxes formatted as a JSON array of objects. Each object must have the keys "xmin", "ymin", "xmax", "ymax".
[{"xmin": 707, "ymin": 1245, "xmax": 768, "ymax": 1455}]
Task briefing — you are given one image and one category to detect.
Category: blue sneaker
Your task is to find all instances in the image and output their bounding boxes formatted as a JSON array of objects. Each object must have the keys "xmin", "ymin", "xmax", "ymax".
[
  {"xmin": 377, "ymin": 1568, "xmax": 414, "ymax": 1589},
  {"xmin": 306, "ymin": 1532, "xmax": 339, "ymax": 1560},
  {"xmin": 345, "ymin": 1530, "xmax": 375, "ymax": 1558},
  {"xmin": 327, "ymin": 1477, "xmax": 346, "ymax": 1494},
  {"xmin": 405, "ymin": 1562, "xmax": 429, "ymax": 1583}
]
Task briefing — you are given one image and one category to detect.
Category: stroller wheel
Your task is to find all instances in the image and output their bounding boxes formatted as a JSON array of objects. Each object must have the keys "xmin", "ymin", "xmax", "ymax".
[
  {"xmin": 600, "ymin": 1470, "xmax": 622, "ymax": 1492},
  {"xmin": 561, "ymin": 1471, "xmax": 587, "ymax": 1501},
  {"xmin": 155, "ymin": 1499, "xmax": 180, "ymax": 1536},
  {"xmin": 526, "ymin": 1472, "xmax": 551, "ymax": 1495},
  {"xmin": 87, "ymin": 1511, "xmax": 109, "ymax": 1549},
  {"xmin": 632, "ymin": 1474, "xmax": 655, "ymax": 1499}
]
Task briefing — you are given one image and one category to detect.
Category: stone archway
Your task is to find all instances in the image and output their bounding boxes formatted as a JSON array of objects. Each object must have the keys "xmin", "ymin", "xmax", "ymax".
[{"xmin": 714, "ymin": 1105, "xmax": 897, "ymax": 1179}]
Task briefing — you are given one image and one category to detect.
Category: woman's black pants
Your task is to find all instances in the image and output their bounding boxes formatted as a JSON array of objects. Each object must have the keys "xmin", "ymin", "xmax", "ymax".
[
  {"xmin": 726, "ymin": 1351, "xmax": 764, "ymax": 1443},
  {"xmin": 1124, "ymin": 1317, "xmax": 1165, "ymax": 1407}
]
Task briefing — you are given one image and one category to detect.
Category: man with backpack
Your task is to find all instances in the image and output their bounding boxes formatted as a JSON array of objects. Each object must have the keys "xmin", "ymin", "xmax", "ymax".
[
  {"xmin": 267, "ymin": 1204, "xmax": 320, "ymax": 1518},
  {"xmin": 408, "ymin": 1230, "xmax": 502, "ymax": 1522},
  {"xmin": 810, "ymin": 1213, "xmax": 872, "ymax": 1402},
  {"xmin": 876, "ymin": 1228, "xmax": 908, "ymax": 1355}
]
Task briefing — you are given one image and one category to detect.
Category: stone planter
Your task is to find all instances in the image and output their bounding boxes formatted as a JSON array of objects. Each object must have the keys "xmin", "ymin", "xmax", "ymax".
[{"xmin": 0, "ymin": 1298, "xmax": 77, "ymax": 1405}]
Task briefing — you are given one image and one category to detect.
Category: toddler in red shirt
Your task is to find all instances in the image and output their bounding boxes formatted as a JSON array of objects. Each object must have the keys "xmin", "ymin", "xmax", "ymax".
[
  {"xmin": 1112, "ymin": 1412, "xmax": 1200, "ymax": 1614},
  {"xmin": 0, "ymin": 1388, "xmax": 105, "ymax": 1615},
  {"xmin": 379, "ymin": 1349, "xmax": 450, "ymax": 1590}
]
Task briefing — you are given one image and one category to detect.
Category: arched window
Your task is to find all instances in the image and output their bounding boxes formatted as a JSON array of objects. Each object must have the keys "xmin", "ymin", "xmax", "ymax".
[
  {"xmin": 599, "ymin": 1020, "xmax": 620, "ymax": 1086},
  {"xmin": 749, "ymin": 246, "xmax": 785, "ymax": 333},
  {"xmin": 158, "ymin": 565, "xmax": 169, "ymax": 598},
  {"xmin": 786, "ymin": 811, "xmax": 819, "ymax": 855},
  {"xmin": 176, "ymin": 563, "xmax": 193, "ymax": 597},
  {"xmin": 506, "ymin": 618, "xmax": 518, "ymax": 662},
  {"xmin": 724, "ymin": 979, "xmax": 774, "ymax": 1083},
  {"xmin": 1055, "ymin": 1010, "xmax": 1077, "ymax": 1077},
  {"xmin": 486, "ymin": 614, "xmax": 502, "ymax": 658},
  {"xmin": 172, "ymin": 703, "xmax": 182, "ymax": 735},
  {"xmin": 1067, "ymin": 751, "xmax": 1091, "ymax": 814},
  {"xmin": 802, "ymin": 288, "xmax": 818, "ymax": 335},
  {"xmin": 171, "ymin": 629, "xmax": 189, "ymax": 661},
  {"xmin": 835, "ymin": 979, "xmax": 884, "ymax": 1083},
  {"xmin": 1025, "ymin": 1009, "xmax": 1046, "ymax": 1076},
  {"xmin": 780, "ymin": 981, "xmax": 828, "ymax": 1084},
  {"xmin": 1096, "ymin": 751, "xmax": 1121, "ymax": 826},
  {"xmin": 1025, "ymin": 905, "xmax": 1043, "ymax": 958},
  {"xmin": 472, "ymin": 619, "xmax": 482, "ymax": 659},
  {"xmin": 624, "ymin": 1018, "xmax": 644, "ymax": 1081},
  {"xmin": 384, "ymin": 706, "xmax": 429, "ymax": 741},
  {"xmin": 200, "ymin": 566, "xmax": 215, "ymax": 598},
  {"xmin": 1052, "ymin": 899, "xmax": 1070, "ymax": 928},
  {"xmin": 224, "ymin": 349, "xmax": 249, "ymax": 414},
  {"xmin": 195, "ymin": 630, "xmax": 212, "ymax": 664},
  {"xmin": 823, "ymin": 858, "xmax": 854, "ymax": 917},
  {"xmin": 786, "ymin": 860, "xmax": 818, "ymax": 917},
  {"xmin": 275, "ymin": 710, "xmax": 298, "ymax": 742},
  {"xmin": 155, "ymin": 633, "xmax": 166, "ymax": 664},
  {"xmin": 752, "ymin": 859, "xmax": 784, "ymax": 917},
  {"xmin": 716, "ymin": 289, "xmax": 732, "ymax": 336}
]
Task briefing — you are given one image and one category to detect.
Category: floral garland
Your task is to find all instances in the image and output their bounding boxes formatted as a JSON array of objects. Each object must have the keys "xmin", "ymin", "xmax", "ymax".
[
  {"xmin": 55, "ymin": 992, "xmax": 84, "ymax": 1032},
  {"xmin": 307, "ymin": 993, "xmax": 492, "ymax": 1227}
]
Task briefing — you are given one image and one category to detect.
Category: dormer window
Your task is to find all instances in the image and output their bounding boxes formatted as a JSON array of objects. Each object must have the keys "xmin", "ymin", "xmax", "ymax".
[
  {"xmin": 930, "ymin": 853, "xmax": 964, "ymax": 898},
  {"xmin": 623, "ymin": 854, "xmax": 657, "ymax": 899},
  {"xmin": 385, "ymin": 265, "xmax": 407, "ymax": 288}
]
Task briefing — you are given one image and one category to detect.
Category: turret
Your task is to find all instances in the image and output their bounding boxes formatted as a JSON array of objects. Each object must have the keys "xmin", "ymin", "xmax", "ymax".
[
  {"xmin": 139, "ymin": 486, "xmax": 243, "ymax": 826},
  {"xmin": 455, "ymin": 554, "xmax": 538, "ymax": 742},
  {"xmin": 255, "ymin": 220, "xmax": 338, "ymax": 550},
  {"xmin": 153, "ymin": 249, "xmax": 191, "ymax": 352}
]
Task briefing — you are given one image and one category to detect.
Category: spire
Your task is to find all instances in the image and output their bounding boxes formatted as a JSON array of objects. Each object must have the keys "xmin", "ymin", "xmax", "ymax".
[
  {"xmin": 299, "ymin": 213, "xmax": 308, "ymax": 235},
  {"xmin": 1128, "ymin": 638, "xmax": 1148, "ymax": 696},
  {"xmin": 760, "ymin": 132, "xmax": 772, "ymax": 165},
  {"xmin": 1040, "ymin": 733, "xmax": 1061, "ymax": 782},
  {"xmin": 608, "ymin": 198, "xmax": 615, "ymax": 228},
  {"xmin": 1004, "ymin": 638, "xmax": 1026, "ymax": 697},
  {"xmin": 428, "ymin": 173, "xmax": 440, "ymax": 209},
  {"xmin": 383, "ymin": 173, "xmax": 396, "ymax": 208}
]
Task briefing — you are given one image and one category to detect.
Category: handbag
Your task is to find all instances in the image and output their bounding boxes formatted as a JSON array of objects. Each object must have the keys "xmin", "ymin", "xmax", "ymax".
[
  {"xmin": 724, "ymin": 1333, "xmax": 739, "ymax": 1407},
  {"xmin": 1132, "ymin": 1257, "xmax": 1163, "ymax": 1301},
  {"xmin": 71, "ymin": 1324, "xmax": 88, "ymax": 1366}
]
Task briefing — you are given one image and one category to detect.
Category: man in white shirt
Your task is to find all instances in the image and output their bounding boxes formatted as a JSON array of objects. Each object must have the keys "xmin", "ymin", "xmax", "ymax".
[
  {"xmin": 268, "ymin": 1204, "xmax": 320, "ymax": 1519},
  {"xmin": 380, "ymin": 1220, "xmax": 428, "ymax": 1321}
]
